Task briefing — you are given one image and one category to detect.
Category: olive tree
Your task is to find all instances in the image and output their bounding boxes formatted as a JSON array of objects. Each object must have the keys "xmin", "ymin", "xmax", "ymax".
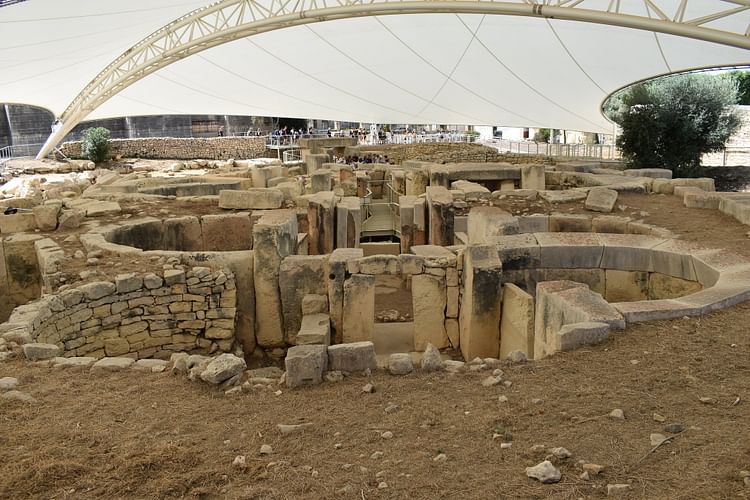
[
  {"xmin": 80, "ymin": 127, "xmax": 111, "ymax": 163},
  {"xmin": 607, "ymin": 73, "xmax": 741, "ymax": 177}
]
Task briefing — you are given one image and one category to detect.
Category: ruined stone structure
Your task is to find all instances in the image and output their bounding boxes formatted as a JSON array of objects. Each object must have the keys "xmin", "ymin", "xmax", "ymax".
[{"xmin": 2, "ymin": 137, "xmax": 750, "ymax": 388}]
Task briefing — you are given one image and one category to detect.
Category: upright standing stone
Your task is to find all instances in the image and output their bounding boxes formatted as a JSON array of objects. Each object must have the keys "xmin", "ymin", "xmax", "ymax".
[
  {"xmin": 427, "ymin": 186, "xmax": 454, "ymax": 246},
  {"xmin": 413, "ymin": 198, "xmax": 427, "ymax": 246},
  {"xmin": 307, "ymin": 191, "xmax": 336, "ymax": 255},
  {"xmin": 336, "ymin": 197, "xmax": 361, "ymax": 249},
  {"xmin": 521, "ymin": 164, "xmax": 546, "ymax": 190},
  {"xmin": 311, "ymin": 171, "xmax": 333, "ymax": 193},
  {"xmin": 459, "ymin": 245, "xmax": 503, "ymax": 360},
  {"xmin": 342, "ymin": 274, "xmax": 375, "ymax": 343},
  {"xmin": 399, "ymin": 195, "xmax": 417, "ymax": 254},
  {"xmin": 499, "ymin": 283, "xmax": 535, "ymax": 359},
  {"xmin": 412, "ymin": 274, "xmax": 449, "ymax": 350},
  {"xmin": 279, "ymin": 255, "xmax": 328, "ymax": 344},
  {"xmin": 253, "ymin": 210, "xmax": 298, "ymax": 348},
  {"xmin": 327, "ymin": 249, "xmax": 363, "ymax": 344},
  {"xmin": 285, "ymin": 345, "xmax": 328, "ymax": 388}
]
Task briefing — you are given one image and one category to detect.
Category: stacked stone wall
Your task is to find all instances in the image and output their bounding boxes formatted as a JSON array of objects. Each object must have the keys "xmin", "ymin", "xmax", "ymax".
[
  {"xmin": 358, "ymin": 143, "xmax": 555, "ymax": 165},
  {"xmin": 60, "ymin": 137, "xmax": 270, "ymax": 160},
  {"xmin": 2, "ymin": 267, "xmax": 237, "ymax": 360}
]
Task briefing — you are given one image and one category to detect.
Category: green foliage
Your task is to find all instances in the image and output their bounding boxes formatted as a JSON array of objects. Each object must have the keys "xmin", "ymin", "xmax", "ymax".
[
  {"xmin": 80, "ymin": 127, "xmax": 111, "ymax": 163},
  {"xmin": 729, "ymin": 70, "xmax": 750, "ymax": 105},
  {"xmin": 533, "ymin": 128, "xmax": 550, "ymax": 143},
  {"xmin": 607, "ymin": 73, "xmax": 740, "ymax": 177}
]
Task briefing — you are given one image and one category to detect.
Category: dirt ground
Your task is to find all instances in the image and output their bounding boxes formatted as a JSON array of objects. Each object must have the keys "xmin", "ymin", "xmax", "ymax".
[{"xmin": 2, "ymin": 185, "xmax": 750, "ymax": 498}]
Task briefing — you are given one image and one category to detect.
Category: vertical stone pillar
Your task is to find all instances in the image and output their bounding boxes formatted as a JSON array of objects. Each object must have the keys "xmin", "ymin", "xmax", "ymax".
[
  {"xmin": 399, "ymin": 195, "xmax": 417, "ymax": 254},
  {"xmin": 356, "ymin": 172, "xmax": 370, "ymax": 198},
  {"xmin": 279, "ymin": 255, "xmax": 328, "ymax": 344},
  {"xmin": 0, "ymin": 237, "xmax": 13, "ymax": 322},
  {"xmin": 311, "ymin": 170, "xmax": 332, "ymax": 193},
  {"xmin": 339, "ymin": 165, "xmax": 354, "ymax": 183},
  {"xmin": 3, "ymin": 234, "xmax": 42, "ymax": 309},
  {"xmin": 413, "ymin": 198, "xmax": 427, "ymax": 246},
  {"xmin": 429, "ymin": 166, "xmax": 451, "ymax": 189},
  {"xmin": 521, "ymin": 164, "xmax": 546, "ymax": 190},
  {"xmin": 253, "ymin": 210, "xmax": 298, "ymax": 348},
  {"xmin": 412, "ymin": 274, "xmax": 448, "ymax": 350},
  {"xmin": 390, "ymin": 170, "xmax": 406, "ymax": 196},
  {"xmin": 327, "ymin": 248, "xmax": 363, "ymax": 344},
  {"xmin": 342, "ymin": 274, "xmax": 375, "ymax": 343},
  {"xmin": 427, "ymin": 186, "xmax": 454, "ymax": 246},
  {"xmin": 499, "ymin": 283, "xmax": 535, "ymax": 359},
  {"xmin": 306, "ymin": 153, "xmax": 329, "ymax": 175},
  {"xmin": 459, "ymin": 245, "xmax": 503, "ymax": 360},
  {"xmin": 307, "ymin": 191, "xmax": 336, "ymax": 255},
  {"xmin": 403, "ymin": 161, "xmax": 431, "ymax": 195},
  {"xmin": 336, "ymin": 197, "xmax": 361, "ymax": 249}
]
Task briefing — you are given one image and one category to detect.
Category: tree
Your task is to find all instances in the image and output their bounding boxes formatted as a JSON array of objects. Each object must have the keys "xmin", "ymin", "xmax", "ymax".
[
  {"xmin": 730, "ymin": 70, "xmax": 750, "ymax": 105},
  {"xmin": 607, "ymin": 73, "xmax": 740, "ymax": 177},
  {"xmin": 80, "ymin": 127, "xmax": 111, "ymax": 163}
]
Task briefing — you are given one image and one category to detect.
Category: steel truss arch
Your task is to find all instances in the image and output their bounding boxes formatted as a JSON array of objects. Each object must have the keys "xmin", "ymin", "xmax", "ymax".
[{"xmin": 37, "ymin": 0, "xmax": 750, "ymax": 158}]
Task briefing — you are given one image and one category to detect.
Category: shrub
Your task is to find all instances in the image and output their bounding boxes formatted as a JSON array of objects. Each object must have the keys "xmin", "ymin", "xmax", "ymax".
[
  {"xmin": 80, "ymin": 127, "xmax": 111, "ymax": 163},
  {"xmin": 606, "ymin": 73, "xmax": 741, "ymax": 177}
]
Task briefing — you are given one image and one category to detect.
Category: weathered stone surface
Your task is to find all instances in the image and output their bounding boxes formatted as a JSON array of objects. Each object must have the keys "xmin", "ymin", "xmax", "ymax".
[
  {"xmin": 623, "ymin": 168, "xmax": 672, "ymax": 179},
  {"xmin": 307, "ymin": 191, "xmax": 336, "ymax": 255},
  {"xmin": 534, "ymin": 281, "xmax": 624, "ymax": 359},
  {"xmin": 91, "ymin": 357, "xmax": 135, "ymax": 373},
  {"xmin": 459, "ymin": 245, "xmax": 503, "ymax": 360},
  {"xmin": 22, "ymin": 343, "xmax": 60, "ymax": 361},
  {"xmin": 133, "ymin": 359, "xmax": 169, "ymax": 373},
  {"xmin": 279, "ymin": 255, "xmax": 327, "ymax": 343},
  {"xmin": 302, "ymin": 294, "xmax": 328, "ymax": 315},
  {"xmin": 557, "ymin": 321, "xmax": 610, "ymax": 351},
  {"xmin": 521, "ymin": 164, "xmax": 546, "ymax": 190},
  {"xmin": 327, "ymin": 248, "xmax": 364, "ymax": 344},
  {"xmin": 604, "ymin": 269, "xmax": 649, "ymax": 302},
  {"xmin": 388, "ymin": 353, "xmax": 414, "ymax": 375},
  {"xmin": 585, "ymin": 187, "xmax": 618, "ymax": 213},
  {"xmin": 327, "ymin": 341, "xmax": 377, "ymax": 372},
  {"xmin": 1, "ymin": 390, "xmax": 37, "ymax": 404},
  {"xmin": 296, "ymin": 314, "xmax": 331, "ymax": 346},
  {"xmin": 525, "ymin": 460, "xmax": 561, "ymax": 484},
  {"xmin": 33, "ymin": 203, "xmax": 61, "ymax": 231},
  {"xmin": 219, "ymin": 189, "xmax": 283, "ymax": 209},
  {"xmin": 78, "ymin": 281, "xmax": 116, "ymax": 300},
  {"xmin": 420, "ymin": 343, "xmax": 443, "ymax": 371},
  {"xmin": 467, "ymin": 206, "xmax": 519, "ymax": 244},
  {"xmin": 342, "ymin": 274, "xmax": 375, "ymax": 343},
  {"xmin": 200, "ymin": 354, "xmax": 247, "ymax": 384},
  {"xmin": 412, "ymin": 274, "xmax": 448, "ymax": 350},
  {"xmin": 0, "ymin": 377, "xmax": 19, "ymax": 391},
  {"xmin": 254, "ymin": 210, "xmax": 298, "ymax": 348},
  {"xmin": 427, "ymin": 186, "xmax": 454, "ymax": 246},
  {"xmin": 499, "ymin": 283, "xmax": 535, "ymax": 359},
  {"xmin": 50, "ymin": 356, "xmax": 97, "ymax": 369},
  {"xmin": 355, "ymin": 255, "xmax": 401, "ymax": 275},
  {"xmin": 285, "ymin": 344, "xmax": 328, "ymax": 388},
  {"xmin": 115, "ymin": 273, "xmax": 143, "ymax": 293}
]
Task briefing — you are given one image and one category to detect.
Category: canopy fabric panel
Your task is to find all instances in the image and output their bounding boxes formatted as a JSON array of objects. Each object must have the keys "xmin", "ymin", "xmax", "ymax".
[{"xmin": 1, "ymin": 0, "xmax": 749, "ymax": 136}]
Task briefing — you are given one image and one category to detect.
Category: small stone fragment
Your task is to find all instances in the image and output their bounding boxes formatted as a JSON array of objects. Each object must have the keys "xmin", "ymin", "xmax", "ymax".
[
  {"xmin": 384, "ymin": 403, "xmax": 400, "ymax": 414},
  {"xmin": 548, "ymin": 447, "xmax": 572, "ymax": 459},
  {"xmin": 580, "ymin": 471, "xmax": 591, "ymax": 481},
  {"xmin": 370, "ymin": 451, "xmax": 383, "ymax": 459},
  {"xmin": 433, "ymin": 453, "xmax": 448, "ymax": 463},
  {"xmin": 260, "ymin": 444, "xmax": 273, "ymax": 455},
  {"xmin": 0, "ymin": 377, "xmax": 19, "ymax": 391},
  {"xmin": 699, "ymin": 397, "xmax": 717, "ymax": 404},
  {"xmin": 582, "ymin": 463, "xmax": 605, "ymax": 476},
  {"xmin": 498, "ymin": 395, "xmax": 509, "ymax": 403},
  {"xmin": 650, "ymin": 433, "xmax": 668, "ymax": 446},
  {"xmin": 609, "ymin": 409, "xmax": 625, "ymax": 420},
  {"xmin": 525, "ymin": 460, "xmax": 561, "ymax": 484},
  {"xmin": 481, "ymin": 375, "xmax": 502, "ymax": 387},
  {"xmin": 381, "ymin": 431, "xmax": 393, "ymax": 439},
  {"xmin": 653, "ymin": 413, "xmax": 667, "ymax": 423},
  {"xmin": 507, "ymin": 350, "xmax": 527, "ymax": 363},
  {"xmin": 362, "ymin": 383, "xmax": 375, "ymax": 393},
  {"xmin": 663, "ymin": 423, "xmax": 685, "ymax": 434},
  {"xmin": 378, "ymin": 482, "xmax": 388, "ymax": 489},
  {"xmin": 607, "ymin": 484, "xmax": 632, "ymax": 496},
  {"xmin": 1, "ymin": 390, "xmax": 37, "ymax": 404},
  {"xmin": 420, "ymin": 343, "xmax": 444, "ymax": 372},
  {"xmin": 232, "ymin": 455, "xmax": 247, "ymax": 468}
]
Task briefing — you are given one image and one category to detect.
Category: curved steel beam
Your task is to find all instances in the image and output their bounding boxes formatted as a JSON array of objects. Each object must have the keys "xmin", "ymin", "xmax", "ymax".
[{"xmin": 37, "ymin": 0, "xmax": 750, "ymax": 158}]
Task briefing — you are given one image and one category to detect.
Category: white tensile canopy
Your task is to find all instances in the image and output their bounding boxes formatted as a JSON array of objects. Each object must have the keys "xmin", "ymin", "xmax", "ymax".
[{"xmin": 0, "ymin": 0, "xmax": 749, "ymax": 156}]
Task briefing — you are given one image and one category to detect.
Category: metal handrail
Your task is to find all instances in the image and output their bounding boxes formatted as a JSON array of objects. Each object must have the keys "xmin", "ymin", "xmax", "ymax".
[
  {"xmin": 0, "ymin": 143, "xmax": 44, "ymax": 168},
  {"xmin": 486, "ymin": 138, "xmax": 620, "ymax": 160}
]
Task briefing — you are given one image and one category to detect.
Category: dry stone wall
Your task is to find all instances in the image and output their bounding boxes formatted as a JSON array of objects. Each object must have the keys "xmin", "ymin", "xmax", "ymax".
[
  {"xmin": 1, "ymin": 267, "xmax": 237, "ymax": 360},
  {"xmin": 357, "ymin": 143, "xmax": 555, "ymax": 165},
  {"xmin": 60, "ymin": 137, "xmax": 270, "ymax": 160}
]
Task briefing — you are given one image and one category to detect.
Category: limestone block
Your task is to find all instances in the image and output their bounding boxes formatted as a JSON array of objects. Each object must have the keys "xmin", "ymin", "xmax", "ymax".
[
  {"xmin": 649, "ymin": 240, "xmax": 701, "ymax": 281},
  {"xmin": 521, "ymin": 164, "xmax": 546, "ymax": 190},
  {"xmin": 254, "ymin": 210, "xmax": 298, "ymax": 348},
  {"xmin": 605, "ymin": 270, "xmax": 649, "ymax": 302},
  {"xmin": 535, "ymin": 232, "xmax": 603, "ymax": 269},
  {"xmin": 691, "ymin": 248, "xmax": 750, "ymax": 287},
  {"xmin": 57, "ymin": 209, "xmax": 84, "ymax": 230},
  {"xmin": 405, "ymin": 167, "xmax": 430, "ymax": 195},
  {"xmin": 598, "ymin": 233, "xmax": 666, "ymax": 272},
  {"xmin": 90, "ymin": 357, "xmax": 135, "ymax": 373},
  {"xmin": 591, "ymin": 216, "xmax": 630, "ymax": 234},
  {"xmin": 302, "ymin": 294, "xmax": 328, "ymax": 315},
  {"xmin": 491, "ymin": 233, "xmax": 540, "ymax": 271},
  {"xmin": 673, "ymin": 185, "xmax": 703, "ymax": 200},
  {"xmin": 585, "ymin": 187, "xmax": 618, "ymax": 213},
  {"xmin": 82, "ymin": 201, "xmax": 121, "ymax": 217},
  {"xmin": 648, "ymin": 272, "xmax": 702, "ymax": 300},
  {"xmin": 0, "ymin": 213, "xmax": 36, "ymax": 233},
  {"xmin": 556, "ymin": 321, "xmax": 610, "ymax": 351},
  {"xmin": 670, "ymin": 177, "xmax": 715, "ymax": 192},
  {"xmin": 388, "ymin": 353, "xmax": 414, "ymax": 375},
  {"xmin": 399, "ymin": 254, "xmax": 424, "ymax": 275},
  {"xmin": 534, "ymin": 281, "xmax": 624, "ymax": 359},
  {"xmin": 200, "ymin": 353, "xmax": 247, "ymax": 384},
  {"xmin": 335, "ymin": 197, "xmax": 361, "ymax": 249},
  {"xmin": 412, "ymin": 274, "xmax": 448, "ymax": 350},
  {"xmin": 201, "ymin": 212, "xmax": 253, "ymax": 251},
  {"xmin": 311, "ymin": 171, "xmax": 333, "ymax": 193},
  {"xmin": 446, "ymin": 286, "xmax": 459, "ymax": 318},
  {"xmin": 683, "ymin": 191, "xmax": 722, "ymax": 210},
  {"xmin": 342, "ymin": 274, "xmax": 375, "ymax": 343},
  {"xmin": 296, "ymin": 314, "xmax": 331, "ymax": 346},
  {"xmin": 445, "ymin": 318, "xmax": 459, "ymax": 349},
  {"xmin": 285, "ymin": 344, "xmax": 328, "ymax": 388},
  {"xmin": 279, "ymin": 255, "xmax": 327, "ymax": 344},
  {"xmin": 549, "ymin": 213, "xmax": 592, "ymax": 232},
  {"xmin": 305, "ymin": 153, "xmax": 329, "ymax": 175},
  {"xmin": 219, "ymin": 189, "xmax": 283, "ymax": 209},
  {"xmin": 356, "ymin": 255, "xmax": 401, "ymax": 275},
  {"xmin": 459, "ymin": 245, "xmax": 503, "ymax": 360},
  {"xmin": 116, "ymin": 273, "xmax": 143, "ymax": 294},
  {"xmin": 426, "ymin": 186, "xmax": 454, "ymax": 246},
  {"xmin": 327, "ymin": 341, "xmax": 377, "ymax": 372},
  {"xmin": 623, "ymin": 168, "xmax": 672, "ymax": 179},
  {"xmin": 276, "ymin": 180, "xmax": 304, "ymax": 202},
  {"xmin": 467, "ymin": 206, "xmax": 519, "ymax": 244},
  {"xmin": 104, "ymin": 338, "xmax": 130, "ymax": 357},
  {"xmin": 518, "ymin": 214, "xmax": 549, "ymax": 234},
  {"xmin": 651, "ymin": 178, "xmax": 673, "ymax": 194},
  {"xmin": 33, "ymin": 203, "xmax": 61, "ymax": 231},
  {"xmin": 539, "ymin": 190, "xmax": 588, "ymax": 203},
  {"xmin": 451, "ymin": 180, "xmax": 491, "ymax": 199},
  {"xmin": 499, "ymin": 283, "xmax": 534, "ymax": 359},
  {"xmin": 412, "ymin": 245, "xmax": 457, "ymax": 267},
  {"xmin": 22, "ymin": 343, "xmax": 60, "ymax": 361},
  {"xmin": 3, "ymin": 234, "xmax": 42, "ymax": 306},
  {"xmin": 307, "ymin": 191, "xmax": 336, "ymax": 255},
  {"xmin": 327, "ymin": 248, "xmax": 363, "ymax": 344}
]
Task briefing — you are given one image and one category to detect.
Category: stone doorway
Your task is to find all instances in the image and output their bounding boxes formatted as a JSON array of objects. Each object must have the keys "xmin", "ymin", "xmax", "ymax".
[{"xmin": 372, "ymin": 274, "xmax": 414, "ymax": 354}]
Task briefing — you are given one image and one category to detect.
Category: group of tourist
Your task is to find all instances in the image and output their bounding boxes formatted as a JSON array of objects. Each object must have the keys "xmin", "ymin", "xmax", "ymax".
[{"xmin": 336, "ymin": 153, "xmax": 390, "ymax": 166}]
